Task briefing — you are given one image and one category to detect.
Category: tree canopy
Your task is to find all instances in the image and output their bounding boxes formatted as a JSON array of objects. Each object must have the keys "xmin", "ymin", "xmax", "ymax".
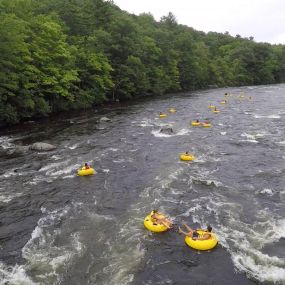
[{"xmin": 1, "ymin": 0, "xmax": 285, "ymax": 125}]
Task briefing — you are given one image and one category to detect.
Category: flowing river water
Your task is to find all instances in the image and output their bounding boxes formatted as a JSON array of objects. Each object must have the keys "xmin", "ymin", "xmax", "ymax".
[{"xmin": 0, "ymin": 85, "xmax": 285, "ymax": 285}]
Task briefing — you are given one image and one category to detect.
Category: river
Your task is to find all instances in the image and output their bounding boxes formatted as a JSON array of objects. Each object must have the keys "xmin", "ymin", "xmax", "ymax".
[{"xmin": 0, "ymin": 84, "xmax": 285, "ymax": 285}]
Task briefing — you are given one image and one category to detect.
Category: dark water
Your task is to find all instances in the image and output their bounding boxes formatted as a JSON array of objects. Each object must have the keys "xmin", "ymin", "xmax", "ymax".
[{"xmin": 0, "ymin": 85, "xmax": 285, "ymax": 285}]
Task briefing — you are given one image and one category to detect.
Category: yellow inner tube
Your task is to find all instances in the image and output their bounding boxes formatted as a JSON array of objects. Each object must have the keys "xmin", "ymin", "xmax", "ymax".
[
  {"xmin": 202, "ymin": 123, "xmax": 211, "ymax": 128},
  {"xmin": 180, "ymin": 154, "xmax": 195, "ymax": 161},
  {"xmin": 185, "ymin": 230, "xmax": 218, "ymax": 250},
  {"xmin": 191, "ymin": 121, "xmax": 201, "ymax": 126},
  {"xmin": 169, "ymin": 108, "xmax": 176, "ymax": 113},
  {"xmin": 78, "ymin": 167, "xmax": 95, "ymax": 176},
  {"xmin": 159, "ymin": 114, "xmax": 167, "ymax": 118},
  {"xmin": 220, "ymin": 101, "xmax": 226, "ymax": 104},
  {"xmin": 208, "ymin": 105, "xmax": 215, "ymax": 109},
  {"xmin": 144, "ymin": 212, "xmax": 168, "ymax": 233},
  {"xmin": 213, "ymin": 110, "xmax": 220, "ymax": 113}
]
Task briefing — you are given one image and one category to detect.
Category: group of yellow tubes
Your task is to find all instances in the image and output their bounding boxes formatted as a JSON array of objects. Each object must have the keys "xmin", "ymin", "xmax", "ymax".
[
  {"xmin": 144, "ymin": 211, "xmax": 218, "ymax": 251},
  {"xmin": 77, "ymin": 96, "xmax": 241, "ymax": 249},
  {"xmin": 159, "ymin": 104, "xmax": 223, "ymax": 162},
  {"xmin": 154, "ymin": 96, "xmax": 237, "ymax": 249}
]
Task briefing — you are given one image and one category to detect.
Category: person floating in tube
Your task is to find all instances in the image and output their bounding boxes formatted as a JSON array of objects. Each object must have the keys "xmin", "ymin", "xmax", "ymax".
[
  {"xmin": 84, "ymin": 162, "xmax": 91, "ymax": 169},
  {"xmin": 151, "ymin": 209, "xmax": 173, "ymax": 229},
  {"xmin": 178, "ymin": 223, "xmax": 212, "ymax": 240}
]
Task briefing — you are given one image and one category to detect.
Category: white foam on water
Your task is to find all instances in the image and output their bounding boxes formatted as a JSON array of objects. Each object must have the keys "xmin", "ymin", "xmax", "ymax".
[
  {"xmin": 241, "ymin": 132, "xmax": 265, "ymax": 140},
  {"xmin": 113, "ymin": 159, "xmax": 126, "ymax": 163},
  {"xmin": 193, "ymin": 155, "xmax": 206, "ymax": 163},
  {"xmin": 0, "ymin": 204, "xmax": 84, "ymax": 285},
  {"xmin": 273, "ymin": 219, "xmax": 285, "ymax": 239},
  {"xmin": 3, "ymin": 104, "xmax": 284, "ymax": 284},
  {"xmin": 220, "ymin": 132, "xmax": 227, "ymax": 135},
  {"xmin": 51, "ymin": 155, "xmax": 62, "ymax": 160},
  {"xmin": 62, "ymin": 175, "xmax": 75, "ymax": 179},
  {"xmin": 0, "ymin": 262, "xmax": 36, "ymax": 285},
  {"xmin": 21, "ymin": 205, "xmax": 84, "ymax": 284},
  {"xmin": 139, "ymin": 119, "xmax": 154, "ymax": 127},
  {"xmin": 156, "ymin": 167, "xmax": 185, "ymax": 190},
  {"xmin": 1, "ymin": 170, "xmax": 18, "ymax": 178},
  {"xmin": 240, "ymin": 139, "xmax": 258, "ymax": 144},
  {"xmin": 151, "ymin": 130, "xmax": 172, "ymax": 137},
  {"xmin": 232, "ymin": 247, "xmax": 285, "ymax": 283},
  {"xmin": 102, "ymin": 169, "xmax": 110, "ymax": 173},
  {"xmin": 39, "ymin": 160, "xmax": 81, "ymax": 178},
  {"xmin": 152, "ymin": 127, "xmax": 190, "ymax": 138},
  {"xmin": 88, "ymin": 212, "xmax": 115, "ymax": 222},
  {"xmin": 68, "ymin": 143, "xmax": 79, "ymax": 150},
  {"xmin": 85, "ymin": 211, "xmax": 144, "ymax": 285},
  {"xmin": 255, "ymin": 133, "xmax": 266, "ymax": 138},
  {"xmin": 191, "ymin": 170, "xmax": 223, "ymax": 188},
  {"xmin": 0, "ymin": 192, "xmax": 23, "ymax": 203},
  {"xmin": 277, "ymin": 141, "xmax": 285, "ymax": 145},
  {"xmin": 25, "ymin": 175, "xmax": 54, "ymax": 185},
  {"xmin": 108, "ymin": 148, "xmax": 119, "ymax": 152},
  {"xmin": 174, "ymin": 176, "xmax": 285, "ymax": 284},
  {"xmin": 39, "ymin": 161, "xmax": 68, "ymax": 172},
  {"xmin": 204, "ymin": 179, "xmax": 222, "ymax": 187},
  {"xmin": 0, "ymin": 136, "xmax": 15, "ymax": 149},
  {"xmin": 209, "ymin": 199, "xmax": 285, "ymax": 284},
  {"xmin": 99, "ymin": 237, "xmax": 143, "ymax": 285},
  {"xmin": 259, "ymin": 188, "xmax": 274, "ymax": 196},
  {"xmin": 176, "ymin": 204, "xmax": 203, "ymax": 219},
  {"xmin": 92, "ymin": 166, "xmax": 187, "ymax": 285},
  {"xmin": 153, "ymin": 120, "xmax": 171, "ymax": 128},
  {"xmin": 49, "ymin": 164, "xmax": 80, "ymax": 177},
  {"xmin": 254, "ymin": 114, "xmax": 281, "ymax": 119},
  {"xmin": 176, "ymin": 128, "xmax": 190, "ymax": 136}
]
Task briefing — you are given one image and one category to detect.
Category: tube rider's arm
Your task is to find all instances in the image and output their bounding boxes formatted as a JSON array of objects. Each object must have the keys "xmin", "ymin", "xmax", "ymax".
[{"xmin": 179, "ymin": 228, "xmax": 192, "ymax": 237}]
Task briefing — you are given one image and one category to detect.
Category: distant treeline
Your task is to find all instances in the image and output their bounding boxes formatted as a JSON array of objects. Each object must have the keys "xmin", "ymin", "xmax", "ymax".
[{"xmin": 1, "ymin": 0, "xmax": 285, "ymax": 125}]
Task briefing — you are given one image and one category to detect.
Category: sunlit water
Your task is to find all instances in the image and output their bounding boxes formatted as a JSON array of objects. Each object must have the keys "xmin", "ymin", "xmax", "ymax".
[{"xmin": 0, "ymin": 85, "xmax": 285, "ymax": 285}]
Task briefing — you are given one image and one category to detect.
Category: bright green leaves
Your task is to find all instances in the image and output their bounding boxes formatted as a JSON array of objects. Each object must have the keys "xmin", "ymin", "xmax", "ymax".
[
  {"xmin": 0, "ymin": 14, "xmax": 31, "ymax": 123},
  {"xmin": 74, "ymin": 44, "xmax": 113, "ymax": 106},
  {"xmin": 0, "ymin": 0, "xmax": 285, "ymax": 126},
  {"xmin": 28, "ymin": 15, "xmax": 78, "ymax": 101}
]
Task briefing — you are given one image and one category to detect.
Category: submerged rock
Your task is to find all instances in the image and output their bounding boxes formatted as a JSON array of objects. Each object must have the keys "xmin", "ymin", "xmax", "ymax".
[
  {"xmin": 29, "ymin": 142, "xmax": 56, "ymax": 151},
  {"xmin": 159, "ymin": 126, "xmax": 174, "ymax": 134},
  {"xmin": 0, "ymin": 145, "xmax": 29, "ymax": 157},
  {"xmin": 0, "ymin": 147, "xmax": 8, "ymax": 157},
  {"xmin": 0, "ymin": 142, "xmax": 56, "ymax": 156},
  {"xmin": 14, "ymin": 145, "xmax": 29, "ymax": 154},
  {"xmin": 100, "ymin": 117, "xmax": 111, "ymax": 122}
]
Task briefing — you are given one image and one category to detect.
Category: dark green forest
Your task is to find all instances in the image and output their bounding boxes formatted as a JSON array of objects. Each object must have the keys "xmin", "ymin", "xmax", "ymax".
[{"xmin": 1, "ymin": 0, "xmax": 285, "ymax": 125}]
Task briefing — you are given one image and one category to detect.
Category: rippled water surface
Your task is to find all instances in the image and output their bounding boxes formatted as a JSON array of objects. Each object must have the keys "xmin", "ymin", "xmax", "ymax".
[{"xmin": 0, "ymin": 85, "xmax": 285, "ymax": 285}]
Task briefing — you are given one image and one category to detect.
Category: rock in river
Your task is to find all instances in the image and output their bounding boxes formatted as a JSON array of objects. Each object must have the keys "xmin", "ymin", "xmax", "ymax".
[
  {"xmin": 29, "ymin": 142, "xmax": 56, "ymax": 151},
  {"xmin": 159, "ymin": 126, "xmax": 174, "ymax": 134}
]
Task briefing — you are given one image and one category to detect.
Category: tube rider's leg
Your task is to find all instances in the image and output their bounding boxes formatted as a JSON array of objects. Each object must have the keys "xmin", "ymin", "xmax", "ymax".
[{"xmin": 183, "ymin": 224, "xmax": 193, "ymax": 232}]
